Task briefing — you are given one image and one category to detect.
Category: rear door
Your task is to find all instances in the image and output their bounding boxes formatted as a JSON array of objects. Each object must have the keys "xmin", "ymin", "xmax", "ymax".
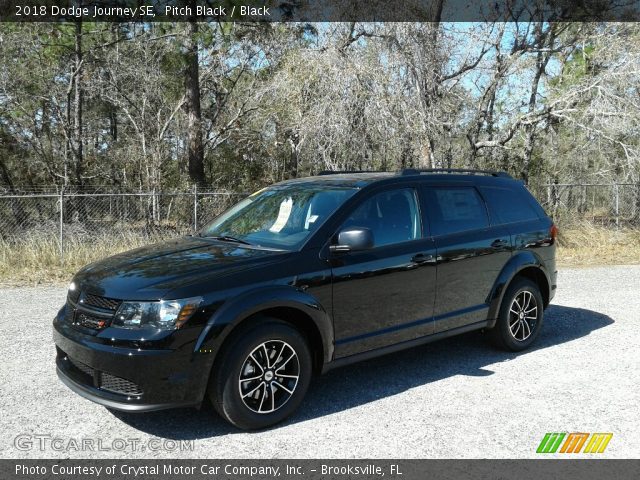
[{"xmin": 421, "ymin": 184, "xmax": 512, "ymax": 333}]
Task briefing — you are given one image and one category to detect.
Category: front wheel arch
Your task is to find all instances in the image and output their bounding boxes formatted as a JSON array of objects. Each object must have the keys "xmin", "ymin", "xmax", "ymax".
[
  {"xmin": 208, "ymin": 319, "xmax": 313, "ymax": 429},
  {"xmin": 195, "ymin": 286, "xmax": 333, "ymax": 366},
  {"xmin": 209, "ymin": 307, "xmax": 325, "ymax": 376}
]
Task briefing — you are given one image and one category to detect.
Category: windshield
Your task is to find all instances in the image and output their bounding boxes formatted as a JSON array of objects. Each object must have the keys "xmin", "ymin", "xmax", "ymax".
[{"xmin": 199, "ymin": 185, "xmax": 358, "ymax": 250}]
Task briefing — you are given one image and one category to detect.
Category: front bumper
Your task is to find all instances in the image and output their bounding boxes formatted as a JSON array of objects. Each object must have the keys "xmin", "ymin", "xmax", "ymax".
[
  {"xmin": 53, "ymin": 316, "xmax": 211, "ymax": 412},
  {"xmin": 56, "ymin": 364, "xmax": 197, "ymax": 412}
]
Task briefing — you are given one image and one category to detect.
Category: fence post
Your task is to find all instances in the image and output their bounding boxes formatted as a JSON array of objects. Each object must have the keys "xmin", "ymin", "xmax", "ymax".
[
  {"xmin": 59, "ymin": 188, "xmax": 64, "ymax": 262},
  {"xmin": 193, "ymin": 184, "xmax": 198, "ymax": 232}
]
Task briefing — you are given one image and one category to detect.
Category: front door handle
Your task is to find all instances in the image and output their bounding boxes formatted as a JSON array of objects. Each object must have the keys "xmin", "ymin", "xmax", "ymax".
[
  {"xmin": 411, "ymin": 253, "xmax": 435, "ymax": 264},
  {"xmin": 491, "ymin": 239, "xmax": 509, "ymax": 249}
]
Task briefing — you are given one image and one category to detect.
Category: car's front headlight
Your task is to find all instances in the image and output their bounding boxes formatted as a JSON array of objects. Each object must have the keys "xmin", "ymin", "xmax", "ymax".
[{"xmin": 112, "ymin": 297, "xmax": 203, "ymax": 330}]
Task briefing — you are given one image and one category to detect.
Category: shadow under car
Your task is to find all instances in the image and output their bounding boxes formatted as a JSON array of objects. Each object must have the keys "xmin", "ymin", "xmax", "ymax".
[{"xmin": 110, "ymin": 304, "xmax": 613, "ymax": 438}]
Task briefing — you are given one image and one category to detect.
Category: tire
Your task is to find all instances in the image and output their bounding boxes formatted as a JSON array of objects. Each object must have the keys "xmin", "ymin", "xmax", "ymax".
[
  {"xmin": 209, "ymin": 320, "xmax": 312, "ymax": 430},
  {"xmin": 489, "ymin": 277, "xmax": 544, "ymax": 352}
]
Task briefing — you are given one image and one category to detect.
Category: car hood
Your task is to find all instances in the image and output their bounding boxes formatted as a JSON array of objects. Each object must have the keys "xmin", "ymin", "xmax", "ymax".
[{"xmin": 72, "ymin": 236, "xmax": 286, "ymax": 300}]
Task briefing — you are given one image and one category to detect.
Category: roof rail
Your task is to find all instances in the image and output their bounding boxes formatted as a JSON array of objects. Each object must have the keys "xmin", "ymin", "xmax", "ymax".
[
  {"xmin": 317, "ymin": 170, "xmax": 386, "ymax": 175},
  {"xmin": 400, "ymin": 168, "xmax": 512, "ymax": 178}
]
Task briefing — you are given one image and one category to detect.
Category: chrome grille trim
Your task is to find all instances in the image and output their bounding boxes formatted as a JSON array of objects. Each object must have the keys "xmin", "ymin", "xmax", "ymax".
[
  {"xmin": 75, "ymin": 311, "xmax": 109, "ymax": 329},
  {"xmin": 65, "ymin": 292, "xmax": 122, "ymax": 331}
]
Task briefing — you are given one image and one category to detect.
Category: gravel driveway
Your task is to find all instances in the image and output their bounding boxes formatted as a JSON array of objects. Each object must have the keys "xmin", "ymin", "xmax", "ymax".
[{"xmin": 0, "ymin": 266, "xmax": 638, "ymax": 459}]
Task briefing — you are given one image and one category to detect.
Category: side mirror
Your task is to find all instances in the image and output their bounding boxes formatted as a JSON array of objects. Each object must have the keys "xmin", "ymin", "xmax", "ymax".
[{"xmin": 330, "ymin": 227, "xmax": 374, "ymax": 253}]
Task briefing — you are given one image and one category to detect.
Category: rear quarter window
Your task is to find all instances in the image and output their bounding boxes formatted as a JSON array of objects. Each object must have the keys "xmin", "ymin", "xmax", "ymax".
[
  {"xmin": 479, "ymin": 186, "xmax": 541, "ymax": 225},
  {"xmin": 424, "ymin": 186, "xmax": 489, "ymax": 236}
]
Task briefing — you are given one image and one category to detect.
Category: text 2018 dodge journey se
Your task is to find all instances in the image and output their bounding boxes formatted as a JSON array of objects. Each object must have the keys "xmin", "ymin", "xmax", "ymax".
[{"xmin": 54, "ymin": 169, "xmax": 557, "ymax": 429}]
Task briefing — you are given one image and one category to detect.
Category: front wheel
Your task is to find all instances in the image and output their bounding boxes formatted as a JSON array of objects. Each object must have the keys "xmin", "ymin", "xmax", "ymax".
[
  {"xmin": 490, "ymin": 277, "xmax": 544, "ymax": 352},
  {"xmin": 209, "ymin": 320, "xmax": 312, "ymax": 430}
]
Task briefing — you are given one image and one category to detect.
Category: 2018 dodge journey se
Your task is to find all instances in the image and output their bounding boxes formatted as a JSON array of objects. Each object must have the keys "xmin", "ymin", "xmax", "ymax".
[{"xmin": 54, "ymin": 169, "xmax": 558, "ymax": 429}]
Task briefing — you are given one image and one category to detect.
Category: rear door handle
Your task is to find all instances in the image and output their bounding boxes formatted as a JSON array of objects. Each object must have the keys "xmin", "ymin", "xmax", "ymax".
[
  {"xmin": 411, "ymin": 253, "xmax": 435, "ymax": 264},
  {"xmin": 491, "ymin": 239, "xmax": 509, "ymax": 249}
]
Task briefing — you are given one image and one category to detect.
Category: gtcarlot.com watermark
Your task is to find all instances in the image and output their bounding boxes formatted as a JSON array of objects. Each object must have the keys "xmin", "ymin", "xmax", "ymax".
[{"xmin": 14, "ymin": 434, "xmax": 195, "ymax": 453}]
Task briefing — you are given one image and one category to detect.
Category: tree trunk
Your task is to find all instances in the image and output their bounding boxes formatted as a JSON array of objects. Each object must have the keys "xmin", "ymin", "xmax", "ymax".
[
  {"xmin": 73, "ymin": 20, "xmax": 84, "ymax": 188},
  {"xmin": 287, "ymin": 132, "xmax": 300, "ymax": 178},
  {"xmin": 109, "ymin": 109, "xmax": 117, "ymax": 141},
  {"xmin": 418, "ymin": 139, "xmax": 434, "ymax": 169},
  {"xmin": 185, "ymin": 20, "xmax": 206, "ymax": 187},
  {"xmin": 522, "ymin": 22, "xmax": 556, "ymax": 184}
]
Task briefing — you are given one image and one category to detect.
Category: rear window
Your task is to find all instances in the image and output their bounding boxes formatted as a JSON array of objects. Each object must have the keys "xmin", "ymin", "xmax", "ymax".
[
  {"xmin": 479, "ymin": 186, "xmax": 540, "ymax": 225},
  {"xmin": 424, "ymin": 187, "xmax": 489, "ymax": 236}
]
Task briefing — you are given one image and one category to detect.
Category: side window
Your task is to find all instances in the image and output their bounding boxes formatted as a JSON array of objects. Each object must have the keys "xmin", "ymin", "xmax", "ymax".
[
  {"xmin": 425, "ymin": 187, "xmax": 489, "ymax": 236},
  {"xmin": 340, "ymin": 188, "xmax": 421, "ymax": 247},
  {"xmin": 479, "ymin": 186, "xmax": 540, "ymax": 225}
]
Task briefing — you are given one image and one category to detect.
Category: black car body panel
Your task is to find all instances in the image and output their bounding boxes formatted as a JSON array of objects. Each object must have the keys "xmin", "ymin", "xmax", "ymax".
[
  {"xmin": 72, "ymin": 237, "xmax": 290, "ymax": 299},
  {"xmin": 54, "ymin": 170, "xmax": 557, "ymax": 412},
  {"xmin": 194, "ymin": 282, "xmax": 335, "ymax": 364}
]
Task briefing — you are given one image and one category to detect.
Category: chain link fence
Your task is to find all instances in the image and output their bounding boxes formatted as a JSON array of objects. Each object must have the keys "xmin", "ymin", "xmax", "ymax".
[
  {"xmin": 528, "ymin": 183, "xmax": 640, "ymax": 228},
  {"xmin": 0, "ymin": 189, "xmax": 246, "ymax": 260},
  {"xmin": 1, "ymin": 183, "xmax": 639, "ymax": 262}
]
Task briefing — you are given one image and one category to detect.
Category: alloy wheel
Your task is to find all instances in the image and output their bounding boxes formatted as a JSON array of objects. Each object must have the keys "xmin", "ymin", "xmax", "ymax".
[
  {"xmin": 508, "ymin": 290, "xmax": 538, "ymax": 342},
  {"xmin": 238, "ymin": 340, "xmax": 300, "ymax": 414}
]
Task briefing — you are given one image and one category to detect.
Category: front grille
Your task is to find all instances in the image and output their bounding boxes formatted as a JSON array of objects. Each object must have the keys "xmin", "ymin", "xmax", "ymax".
[
  {"xmin": 65, "ymin": 354, "xmax": 144, "ymax": 397},
  {"xmin": 68, "ymin": 356, "xmax": 94, "ymax": 377},
  {"xmin": 75, "ymin": 311, "xmax": 110, "ymax": 330},
  {"xmin": 82, "ymin": 293, "xmax": 121, "ymax": 312},
  {"xmin": 100, "ymin": 373, "xmax": 143, "ymax": 396},
  {"xmin": 65, "ymin": 291, "xmax": 121, "ymax": 331}
]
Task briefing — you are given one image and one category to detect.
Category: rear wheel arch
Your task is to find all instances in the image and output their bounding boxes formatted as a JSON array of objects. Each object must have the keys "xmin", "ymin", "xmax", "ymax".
[
  {"xmin": 514, "ymin": 266, "xmax": 550, "ymax": 308},
  {"xmin": 488, "ymin": 276, "xmax": 544, "ymax": 351},
  {"xmin": 487, "ymin": 254, "xmax": 551, "ymax": 327}
]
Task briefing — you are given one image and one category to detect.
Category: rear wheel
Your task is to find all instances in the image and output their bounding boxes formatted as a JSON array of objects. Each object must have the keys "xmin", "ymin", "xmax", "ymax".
[
  {"xmin": 209, "ymin": 320, "xmax": 312, "ymax": 430},
  {"xmin": 490, "ymin": 277, "xmax": 544, "ymax": 351}
]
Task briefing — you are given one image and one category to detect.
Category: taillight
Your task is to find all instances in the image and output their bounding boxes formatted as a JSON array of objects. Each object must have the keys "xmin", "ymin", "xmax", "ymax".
[{"xmin": 550, "ymin": 223, "xmax": 558, "ymax": 240}]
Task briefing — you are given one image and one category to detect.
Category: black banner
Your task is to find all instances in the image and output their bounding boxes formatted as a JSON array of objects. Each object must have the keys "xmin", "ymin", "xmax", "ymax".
[
  {"xmin": 1, "ymin": 0, "xmax": 640, "ymax": 22},
  {"xmin": 3, "ymin": 460, "xmax": 640, "ymax": 480}
]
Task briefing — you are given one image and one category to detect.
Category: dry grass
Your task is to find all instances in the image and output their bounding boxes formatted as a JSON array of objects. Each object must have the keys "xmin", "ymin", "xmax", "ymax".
[
  {"xmin": 0, "ymin": 233, "xmax": 158, "ymax": 287},
  {"xmin": 556, "ymin": 222, "xmax": 640, "ymax": 267},
  {"xmin": 0, "ymin": 224, "xmax": 638, "ymax": 286}
]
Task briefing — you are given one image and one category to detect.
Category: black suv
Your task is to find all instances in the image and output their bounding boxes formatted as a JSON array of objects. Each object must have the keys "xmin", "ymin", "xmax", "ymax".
[{"xmin": 54, "ymin": 169, "xmax": 557, "ymax": 429}]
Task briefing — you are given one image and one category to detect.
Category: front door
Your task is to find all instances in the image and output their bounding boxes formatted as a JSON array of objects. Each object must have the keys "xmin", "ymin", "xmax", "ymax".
[{"xmin": 330, "ymin": 187, "xmax": 437, "ymax": 357}]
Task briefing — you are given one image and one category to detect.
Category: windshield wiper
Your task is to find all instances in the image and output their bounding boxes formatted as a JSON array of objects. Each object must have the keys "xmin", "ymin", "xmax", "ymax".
[{"xmin": 204, "ymin": 234, "xmax": 253, "ymax": 246}]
